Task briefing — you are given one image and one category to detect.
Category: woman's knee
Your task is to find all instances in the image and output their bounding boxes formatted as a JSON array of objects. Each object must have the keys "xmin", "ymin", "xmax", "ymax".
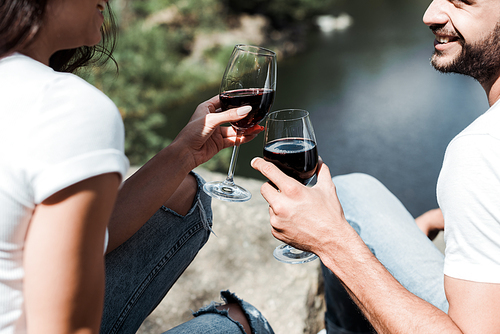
[{"xmin": 163, "ymin": 173, "xmax": 199, "ymax": 216}]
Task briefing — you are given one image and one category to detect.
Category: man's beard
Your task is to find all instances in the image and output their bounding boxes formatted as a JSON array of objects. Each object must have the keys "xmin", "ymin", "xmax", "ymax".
[{"xmin": 431, "ymin": 23, "xmax": 500, "ymax": 84}]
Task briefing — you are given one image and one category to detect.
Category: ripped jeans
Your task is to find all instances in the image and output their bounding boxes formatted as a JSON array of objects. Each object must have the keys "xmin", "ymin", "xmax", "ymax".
[
  {"xmin": 100, "ymin": 172, "xmax": 274, "ymax": 334},
  {"xmin": 322, "ymin": 173, "xmax": 448, "ymax": 334}
]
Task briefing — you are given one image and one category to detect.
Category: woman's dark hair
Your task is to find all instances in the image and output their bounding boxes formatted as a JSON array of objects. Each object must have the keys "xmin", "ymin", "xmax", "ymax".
[{"xmin": 0, "ymin": 0, "xmax": 117, "ymax": 73}]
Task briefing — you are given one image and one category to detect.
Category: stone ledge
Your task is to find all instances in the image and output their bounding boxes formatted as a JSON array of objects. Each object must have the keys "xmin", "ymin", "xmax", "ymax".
[{"xmin": 137, "ymin": 167, "xmax": 325, "ymax": 334}]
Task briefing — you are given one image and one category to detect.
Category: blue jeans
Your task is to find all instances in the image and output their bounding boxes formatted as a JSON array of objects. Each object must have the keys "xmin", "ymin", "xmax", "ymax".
[
  {"xmin": 323, "ymin": 173, "xmax": 448, "ymax": 334},
  {"xmin": 100, "ymin": 172, "xmax": 274, "ymax": 334}
]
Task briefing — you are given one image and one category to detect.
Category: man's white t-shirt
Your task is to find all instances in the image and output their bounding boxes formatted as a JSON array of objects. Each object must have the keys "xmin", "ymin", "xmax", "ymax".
[
  {"xmin": 438, "ymin": 100, "xmax": 500, "ymax": 283},
  {"xmin": 0, "ymin": 53, "xmax": 129, "ymax": 333}
]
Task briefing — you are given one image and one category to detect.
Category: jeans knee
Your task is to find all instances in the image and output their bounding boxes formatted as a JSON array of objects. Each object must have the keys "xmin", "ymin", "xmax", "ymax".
[
  {"xmin": 190, "ymin": 291, "xmax": 274, "ymax": 334},
  {"xmin": 332, "ymin": 172, "xmax": 380, "ymax": 188},
  {"xmin": 332, "ymin": 172, "xmax": 389, "ymax": 200}
]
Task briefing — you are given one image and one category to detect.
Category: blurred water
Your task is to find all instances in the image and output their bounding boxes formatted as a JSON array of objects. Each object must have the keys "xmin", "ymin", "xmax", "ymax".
[{"xmin": 172, "ymin": 1, "xmax": 488, "ymax": 217}]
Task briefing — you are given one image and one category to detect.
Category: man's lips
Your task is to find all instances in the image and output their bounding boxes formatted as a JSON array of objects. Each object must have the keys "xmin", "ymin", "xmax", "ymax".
[
  {"xmin": 430, "ymin": 26, "xmax": 461, "ymax": 46},
  {"xmin": 432, "ymin": 33, "xmax": 461, "ymax": 52}
]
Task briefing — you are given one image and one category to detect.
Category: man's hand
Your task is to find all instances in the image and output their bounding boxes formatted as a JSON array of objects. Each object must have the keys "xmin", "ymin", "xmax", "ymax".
[
  {"xmin": 250, "ymin": 157, "xmax": 354, "ymax": 256},
  {"xmin": 415, "ymin": 208, "xmax": 444, "ymax": 240}
]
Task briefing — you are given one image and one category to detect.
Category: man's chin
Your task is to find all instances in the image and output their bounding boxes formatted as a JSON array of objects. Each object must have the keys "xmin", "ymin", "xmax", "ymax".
[{"xmin": 430, "ymin": 54, "xmax": 455, "ymax": 73}]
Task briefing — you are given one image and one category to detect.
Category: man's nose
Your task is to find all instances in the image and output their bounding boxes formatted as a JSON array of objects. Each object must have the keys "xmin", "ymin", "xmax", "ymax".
[{"xmin": 423, "ymin": 0, "xmax": 449, "ymax": 27}]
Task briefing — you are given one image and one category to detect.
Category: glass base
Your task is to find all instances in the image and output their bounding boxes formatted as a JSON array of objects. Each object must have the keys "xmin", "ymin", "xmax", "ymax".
[
  {"xmin": 203, "ymin": 180, "xmax": 252, "ymax": 202},
  {"xmin": 273, "ymin": 244, "xmax": 318, "ymax": 264}
]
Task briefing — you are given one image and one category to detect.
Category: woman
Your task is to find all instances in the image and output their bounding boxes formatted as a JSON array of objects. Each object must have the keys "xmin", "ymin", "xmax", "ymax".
[{"xmin": 0, "ymin": 0, "xmax": 274, "ymax": 333}]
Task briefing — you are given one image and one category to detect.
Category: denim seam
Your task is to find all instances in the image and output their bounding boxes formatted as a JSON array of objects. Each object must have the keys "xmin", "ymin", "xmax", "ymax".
[
  {"xmin": 158, "ymin": 170, "xmax": 205, "ymax": 219},
  {"xmin": 109, "ymin": 220, "xmax": 207, "ymax": 334},
  {"xmin": 195, "ymin": 196, "xmax": 215, "ymax": 235}
]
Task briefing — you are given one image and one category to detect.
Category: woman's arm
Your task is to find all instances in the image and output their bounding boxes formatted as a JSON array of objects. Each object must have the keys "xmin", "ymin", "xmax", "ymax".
[
  {"xmin": 24, "ymin": 173, "xmax": 121, "ymax": 334},
  {"xmin": 106, "ymin": 96, "xmax": 260, "ymax": 252}
]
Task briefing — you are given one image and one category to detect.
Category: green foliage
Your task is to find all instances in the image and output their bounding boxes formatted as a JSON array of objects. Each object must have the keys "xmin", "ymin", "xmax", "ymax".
[
  {"xmin": 83, "ymin": 0, "xmax": 229, "ymax": 165},
  {"xmin": 80, "ymin": 0, "xmax": 335, "ymax": 168}
]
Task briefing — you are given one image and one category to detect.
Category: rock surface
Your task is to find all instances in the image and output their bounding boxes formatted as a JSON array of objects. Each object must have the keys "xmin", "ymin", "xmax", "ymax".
[
  {"xmin": 136, "ymin": 167, "xmax": 325, "ymax": 334},
  {"xmin": 132, "ymin": 167, "xmax": 446, "ymax": 334}
]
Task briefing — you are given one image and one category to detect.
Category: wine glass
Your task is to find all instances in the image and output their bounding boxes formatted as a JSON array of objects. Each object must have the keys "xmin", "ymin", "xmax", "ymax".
[
  {"xmin": 204, "ymin": 44, "xmax": 277, "ymax": 202},
  {"xmin": 263, "ymin": 109, "xmax": 319, "ymax": 264}
]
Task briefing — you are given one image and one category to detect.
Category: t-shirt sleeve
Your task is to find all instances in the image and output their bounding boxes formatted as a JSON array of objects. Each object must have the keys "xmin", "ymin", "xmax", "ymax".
[
  {"xmin": 27, "ymin": 74, "xmax": 130, "ymax": 204},
  {"xmin": 441, "ymin": 134, "xmax": 500, "ymax": 283}
]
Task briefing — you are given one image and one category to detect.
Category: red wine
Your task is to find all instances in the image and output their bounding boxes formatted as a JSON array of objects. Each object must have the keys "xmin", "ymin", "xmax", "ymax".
[
  {"xmin": 263, "ymin": 138, "xmax": 318, "ymax": 185},
  {"xmin": 220, "ymin": 88, "xmax": 275, "ymax": 130}
]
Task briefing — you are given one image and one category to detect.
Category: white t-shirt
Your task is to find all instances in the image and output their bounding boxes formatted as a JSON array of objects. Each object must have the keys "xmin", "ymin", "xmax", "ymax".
[
  {"xmin": 0, "ymin": 53, "xmax": 129, "ymax": 333},
  {"xmin": 438, "ymin": 100, "xmax": 500, "ymax": 283}
]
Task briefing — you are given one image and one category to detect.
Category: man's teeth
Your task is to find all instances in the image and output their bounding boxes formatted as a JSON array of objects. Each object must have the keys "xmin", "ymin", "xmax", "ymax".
[{"xmin": 437, "ymin": 36, "xmax": 451, "ymax": 44}]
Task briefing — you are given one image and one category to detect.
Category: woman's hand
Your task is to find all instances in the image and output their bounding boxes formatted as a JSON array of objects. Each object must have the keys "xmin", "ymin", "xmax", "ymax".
[
  {"xmin": 173, "ymin": 95, "xmax": 263, "ymax": 169},
  {"xmin": 108, "ymin": 95, "xmax": 262, "ymax": 250},
  {"xmin": 251, "ymin": 157, "xmax": 356, "ymax": 257}
]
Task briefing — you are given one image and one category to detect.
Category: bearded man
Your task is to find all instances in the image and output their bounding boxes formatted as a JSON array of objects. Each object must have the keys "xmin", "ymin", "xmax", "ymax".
[{"xmin": 251, "ymin": 0, "xmax": 500, "ymax": 333}]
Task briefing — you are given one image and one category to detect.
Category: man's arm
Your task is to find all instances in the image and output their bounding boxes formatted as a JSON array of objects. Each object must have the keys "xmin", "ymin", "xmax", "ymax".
[
  {"xmin": 251, "ymin": 158, "xmax": 469, "ymax": 333},
  {"xmin": 319, "ymin": 230, "xmax": 461, "ymax": 333},
  {"xmin": 445, "ymin": 276, "xmax": 500, "ymax": 334}
]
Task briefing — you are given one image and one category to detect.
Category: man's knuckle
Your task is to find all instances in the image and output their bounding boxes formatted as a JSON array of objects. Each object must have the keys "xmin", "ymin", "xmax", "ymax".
[
  {"xmin": 281, "ymin": 183, "xmax": 300, "ymax": 196},
  {"xmin": 273, "ymin": 203, "xmax": 288, "ymax": 216},
  {"xmin": 261, "ymin": 164, "xmax": 274, "ymax": 176}
]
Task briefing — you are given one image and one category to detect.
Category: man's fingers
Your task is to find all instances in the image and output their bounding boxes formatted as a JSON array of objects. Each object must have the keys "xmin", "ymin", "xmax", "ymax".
[
  {"xmin": 251, "ymin": 157, "xmax": 279, "ymax": 183},
  {"xmin": 260, "ymin": 180, "xmax": 279, "ymax": 198},
  {"xmin": 251, "ymin": 157, "xmax": 294, "ymax": 193},
  {"xmin": 316, "ymin": 160, "xmax": 333, "ymax": 185}
]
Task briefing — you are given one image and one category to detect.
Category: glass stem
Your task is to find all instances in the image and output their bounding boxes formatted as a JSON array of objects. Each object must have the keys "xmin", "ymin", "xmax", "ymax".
[{"xmin": 224, "ymin": 130, "xmax": 243, "ymax": 185}]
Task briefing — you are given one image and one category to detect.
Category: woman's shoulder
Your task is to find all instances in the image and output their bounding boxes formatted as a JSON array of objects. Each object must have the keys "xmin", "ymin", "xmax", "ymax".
[
  {"xmin": 1, "ymin": 53, "xmax": 113, "ymax": 107},
  {"xmin": 1, "ymin": 53, "xmax": 120, "ymax": 124}
]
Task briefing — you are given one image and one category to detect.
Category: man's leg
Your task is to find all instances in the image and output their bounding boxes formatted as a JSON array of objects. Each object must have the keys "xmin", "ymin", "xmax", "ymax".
[{"xmin": 323, "ymin": 173, "xmax": 448, "ymax": 333}]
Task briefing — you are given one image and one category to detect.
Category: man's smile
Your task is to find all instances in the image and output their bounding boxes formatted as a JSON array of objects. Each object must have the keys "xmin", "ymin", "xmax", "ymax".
[{"xmin": 431, "ymin": 27, "xmax": 462, "ymax": 51}]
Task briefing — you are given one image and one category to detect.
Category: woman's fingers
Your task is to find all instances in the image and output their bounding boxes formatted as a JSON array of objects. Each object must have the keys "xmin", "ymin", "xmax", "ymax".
[
  {"xmin": 204, "ymin": 95, "xmax": 221, "ymax": 111},
  {"xmin": 205, "ymin": 105, "xmax": 252, "ymax": 128},
  {"xmin": 219, "ymin": 124, "xmax": 263, "ymax": 142}
]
